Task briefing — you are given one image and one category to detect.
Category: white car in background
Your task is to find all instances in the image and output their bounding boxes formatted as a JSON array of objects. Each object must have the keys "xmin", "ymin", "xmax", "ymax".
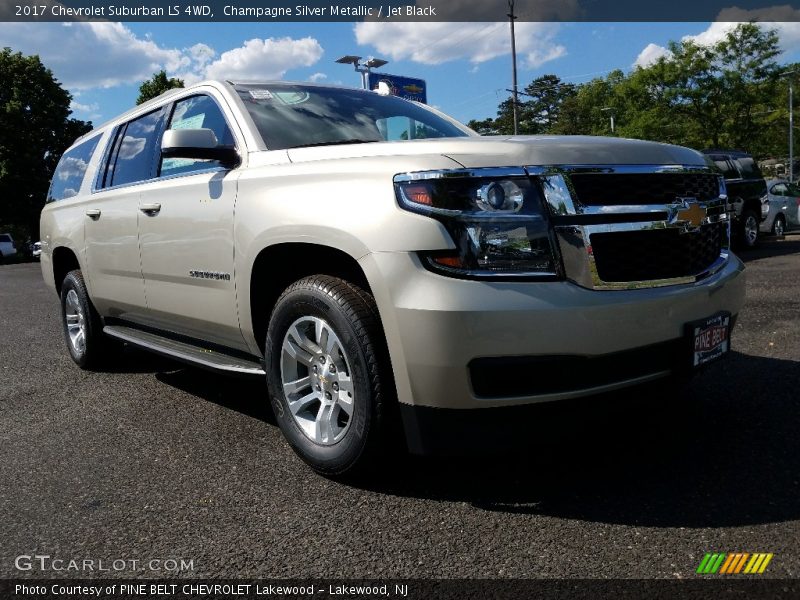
[
  {"xmin": 0, "ymin": 233, "xmax": 16, "ymax": 262},
  {"xmin": 761, "ymin": 179, "xmax": 800, "ymax": 237}
]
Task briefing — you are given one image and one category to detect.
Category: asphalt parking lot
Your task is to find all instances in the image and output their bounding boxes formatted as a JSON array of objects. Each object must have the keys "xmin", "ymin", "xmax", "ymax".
[{"xmin": 1, "ymin": 237, "xmax": 799, "ymax": 580}]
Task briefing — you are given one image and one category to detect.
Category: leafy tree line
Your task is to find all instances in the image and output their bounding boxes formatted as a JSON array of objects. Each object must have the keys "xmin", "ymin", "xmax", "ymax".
[
  {"xmin": 0, "ymin": 48, "xmax": 91, "ymax": 243},
  {"xmin": 468, "ymin": 24, "xmax": 794, "ymax": 162},
  {"xmin": 0, "ymin": 55, "xmax": 185, "ymax": 243}
]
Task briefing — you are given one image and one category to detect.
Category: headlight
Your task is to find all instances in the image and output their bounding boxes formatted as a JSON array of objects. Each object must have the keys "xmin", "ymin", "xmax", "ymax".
[
  {"xmin": 718, "ymin": 176, "xmax": 728, "ymax": 200},
  {"xmin": 394, "ymin": 169, "xmax": 560, "ymax": 279}
]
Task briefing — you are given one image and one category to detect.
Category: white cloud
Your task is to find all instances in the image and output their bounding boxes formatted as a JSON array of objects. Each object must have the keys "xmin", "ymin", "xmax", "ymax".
[
  {"xmin": 0, "ymin": 23, "xmax": 324, "ymax": 92},
  {"xmin": 684, "ymin": 17, "xmax": 800, "ymax": 55},
  {"xmin": 633, "ymin": 43, "xmax": 671, "ymax": 68},
  {"xmin": 187, "ymin": 43, "xmax": 216, "ymax": 68},
  {"xmin": 202, "ymin": 37, "xmax": 323, "ymax": 82},
  {"xmin": 308, "ymin": 72, "xmax": 328, "ymax": 83},
  {"xmin": 70, "ymin": 100, "xmax": 99, "ymax": 113},
  {"xmin": 635, "ymin": 12, "xmax": 800, "ymax": 69},
  {"xmin": 0, "ymin": 22, "xmax": 186, "ymax": 89},
  {"xmin": 354, "ymin": 22, "xmax": 565, "ymax": 69}
]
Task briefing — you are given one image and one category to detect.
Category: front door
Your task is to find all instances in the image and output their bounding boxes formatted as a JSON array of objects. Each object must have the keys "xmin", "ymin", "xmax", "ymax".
[{"xmin": 136, "ymin": 93, "xmax": 246, "ymax": 351}]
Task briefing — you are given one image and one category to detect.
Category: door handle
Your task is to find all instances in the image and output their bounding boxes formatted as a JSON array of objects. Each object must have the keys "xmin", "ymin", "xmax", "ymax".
[
  {"xmin": 85, "ymin": 209, "xmax": 101, "ymax": 219},
  {"xmin": 140, "ymin": 203, "xmax": 162, "ymax": 215}
]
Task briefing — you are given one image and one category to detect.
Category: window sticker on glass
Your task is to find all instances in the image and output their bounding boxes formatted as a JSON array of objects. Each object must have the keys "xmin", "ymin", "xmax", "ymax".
[
  {"xmin": 161, "ymin": 158, "xmax": 198, "ymax": 172},
  {"xmin": 274, "ymin": 91, "xmax": 310, "ymax": 105},
  {"xmin": 249, "ymin": 89, "xmax": 273, "ymax": 101},
  {"xmin": 172, "ymin": 113, "xmax": 205, "ymax": 130}
]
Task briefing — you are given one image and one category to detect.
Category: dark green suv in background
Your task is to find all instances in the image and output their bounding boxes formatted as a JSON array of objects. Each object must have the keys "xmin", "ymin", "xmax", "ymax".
[{"xmin": 703, "ymin": 150, "xmax": 769, "ymax": 248}]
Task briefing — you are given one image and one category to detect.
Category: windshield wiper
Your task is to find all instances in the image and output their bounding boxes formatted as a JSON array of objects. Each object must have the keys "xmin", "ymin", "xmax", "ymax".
[{"xmin": 289, "ymin": 138, "xmax": 381, "ymax": 149}]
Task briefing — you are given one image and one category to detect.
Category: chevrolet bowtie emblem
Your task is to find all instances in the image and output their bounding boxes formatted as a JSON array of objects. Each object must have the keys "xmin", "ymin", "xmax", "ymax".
[{"xmin": 670, "ymin": 198, "xmax": 707, "ymax": 229}]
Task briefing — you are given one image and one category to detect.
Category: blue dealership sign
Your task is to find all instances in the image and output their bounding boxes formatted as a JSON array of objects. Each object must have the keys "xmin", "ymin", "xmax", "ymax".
[{"xmin": 366, "ymin": 72, "xmax": 427, "ymax": 104}]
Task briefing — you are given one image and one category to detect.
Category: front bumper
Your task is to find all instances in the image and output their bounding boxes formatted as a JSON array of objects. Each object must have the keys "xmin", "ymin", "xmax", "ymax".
[{"xmin": 360, "ymin": 250, "xmax": 745, "ymax": 415}]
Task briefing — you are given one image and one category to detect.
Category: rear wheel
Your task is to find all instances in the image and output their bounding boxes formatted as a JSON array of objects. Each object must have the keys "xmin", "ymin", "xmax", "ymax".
[
  {"xmin": 740, "ymin": 209, "xmax": 760, "ymax": 248},
  {"xmin": 265, "ymin": 275, "xmax": 390, "ymax": 476},
  {"xmin": 773, "ymin": 215, "xmax": 786, "ymax": 237},
  {"xmin": 60, "ymin": 270, "xmax": 107, "ymax": 369}
]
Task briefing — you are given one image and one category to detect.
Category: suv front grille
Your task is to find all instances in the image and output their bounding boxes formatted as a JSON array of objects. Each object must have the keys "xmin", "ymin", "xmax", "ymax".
[
  {"xmin": 590, "ymin": 222, "xmax": 723, "ymax": 283},
  {"xmin": 569, "ymin": 172, "xmax": 720, "ymax": 205},
  {"xmin": 537, "ymin": 165, "xmax": 730, "ymax": 290}
]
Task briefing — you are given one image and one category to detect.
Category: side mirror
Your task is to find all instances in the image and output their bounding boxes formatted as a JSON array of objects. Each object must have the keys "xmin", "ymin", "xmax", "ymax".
[{"xmin": 161, "ymin": 128, "xmax": 239, "ymax": 167}]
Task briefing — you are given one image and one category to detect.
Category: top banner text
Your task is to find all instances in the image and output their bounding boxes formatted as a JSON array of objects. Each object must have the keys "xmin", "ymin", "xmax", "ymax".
[{"xmin": 3, "ymin": 0, "xmax": 800, "ymax": 22}]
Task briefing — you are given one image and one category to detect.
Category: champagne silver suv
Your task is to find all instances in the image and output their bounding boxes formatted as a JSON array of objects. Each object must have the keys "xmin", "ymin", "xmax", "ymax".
[{"xmin": 41, "ymin": 80, "xmax": 745, "ymax": 475}]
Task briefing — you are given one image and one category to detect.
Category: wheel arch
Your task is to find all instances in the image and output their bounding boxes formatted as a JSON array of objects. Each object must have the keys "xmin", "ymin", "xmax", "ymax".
[
  {"xmin": 248, "ymin": 242, "xmax": 374, "ymax": 354},
  {"xmin": 52, "ymin": 246, "xmax": 81, "ymax": 296}
]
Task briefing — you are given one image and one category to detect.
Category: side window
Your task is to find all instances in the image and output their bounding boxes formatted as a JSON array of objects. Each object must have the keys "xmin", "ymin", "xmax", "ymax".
[
  {"xmin": 712, "ymin": 157, "xmax": 740, "ymax": 180},
  {"xmin": 108, "ymin": 109, "xmax": 165, "ymax": 187},
  {"xmin": 47, "ymin": 135, "xmax": 101, "ymax": 202},
  {"xmin": 771, "ymin": 183, "xmax": 788, "ymax": 196},
  {"xmin": 375, "ymin": 116, "xmax": 443, "ymax": 141},
  {"xmin": 736, "ymin": 157, "xmax": 761, "ymax": 179},
  {"xmin": 160, "ymin": 95, "xmax": 235, "ymax": 178}
]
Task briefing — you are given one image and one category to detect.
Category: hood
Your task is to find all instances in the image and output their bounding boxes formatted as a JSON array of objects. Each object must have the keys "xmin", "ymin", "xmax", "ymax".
[{"xmin": 286, "ymin": 135, "xmax": 707, "ymax": 169}]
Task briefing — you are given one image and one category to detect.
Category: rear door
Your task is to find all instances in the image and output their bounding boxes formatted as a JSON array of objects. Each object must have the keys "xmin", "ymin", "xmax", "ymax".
[
  {"xmin": 84, "ymin": 108, "xmax": 166, "ymax": 318},
  {"xmin": 136, "ymin": 91, "xmax": 247, "ymax": 350}
]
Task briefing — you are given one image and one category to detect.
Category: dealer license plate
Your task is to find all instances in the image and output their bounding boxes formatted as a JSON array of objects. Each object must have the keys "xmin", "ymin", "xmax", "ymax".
[{"xmin": 688, "ymin": 313, "xmax": 731, "ymax": 367}]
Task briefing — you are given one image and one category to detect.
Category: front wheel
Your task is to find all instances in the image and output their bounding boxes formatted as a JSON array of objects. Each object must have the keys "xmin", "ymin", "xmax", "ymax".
[
  {"xmin": 740, "ymin": 209, "xmax": 760, "ymax": 248},
  {"xmin": 265, "ymin": 275, "xmax": 390, "ymax": 476}
]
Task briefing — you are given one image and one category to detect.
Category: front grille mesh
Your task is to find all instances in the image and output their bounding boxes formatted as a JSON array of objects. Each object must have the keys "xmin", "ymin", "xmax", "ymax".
[
  {"xmin": 590, "ymin": 223, "xmax": 723, "ymax": 282},
  {"xmin": 570, "ymin": 172, "xmax": 720, "ymax": 206}
]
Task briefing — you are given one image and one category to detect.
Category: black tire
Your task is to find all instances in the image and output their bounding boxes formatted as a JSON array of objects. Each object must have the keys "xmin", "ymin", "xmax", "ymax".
[
  {"xmin": 773, "ymin": 215, "xmax": 786, "ymax": 238},
  {"xmin": 265, "ymin": 275, "xmax": 390, "ymax": 476},
  {"xmin": 739, "ymin": 209, "xmax": 760, "ymax": 248},
  {"xmin": 60, "ymin": 270, "xmax": 107, "ymax": 369}
]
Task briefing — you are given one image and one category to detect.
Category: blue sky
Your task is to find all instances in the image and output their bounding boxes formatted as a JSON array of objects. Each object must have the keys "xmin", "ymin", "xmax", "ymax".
[{"xmin": 1, "ymin": 20, "xmax": 800, "ymax": 127}]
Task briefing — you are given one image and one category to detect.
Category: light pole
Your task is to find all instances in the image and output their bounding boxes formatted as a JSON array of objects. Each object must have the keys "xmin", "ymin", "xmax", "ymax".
[
  {"xmin": 782, "ymin": 70, "xmax": 796, "ymax": 182},
  {"xmin": 601, "ymin": 107, "xmax": 616, "ymax": 134},
  {"xmin": 335, "ymin": 55, "xmax": 388, "ymax": 90},
  {"xmin": 508, "ymin": 0, "xmax": 519, "ymax": 135}
]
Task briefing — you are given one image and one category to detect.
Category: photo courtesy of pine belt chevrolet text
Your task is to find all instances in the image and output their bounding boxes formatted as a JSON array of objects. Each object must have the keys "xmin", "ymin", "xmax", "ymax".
[{"xmin": 39, "ymin": 80, "xmax": 745, "ymax": 475}]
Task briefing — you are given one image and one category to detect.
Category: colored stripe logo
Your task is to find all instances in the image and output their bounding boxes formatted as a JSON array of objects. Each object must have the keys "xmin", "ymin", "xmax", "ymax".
[{"xmin": 696, "ymin": 552, "xmax": 774, "ymax": 574}]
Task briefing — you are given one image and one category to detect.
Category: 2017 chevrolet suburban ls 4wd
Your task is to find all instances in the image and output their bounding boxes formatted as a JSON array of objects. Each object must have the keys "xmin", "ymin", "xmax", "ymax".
[{"xmin": 41, "ymin": 81, "xmax": 745, "ymax": 475}]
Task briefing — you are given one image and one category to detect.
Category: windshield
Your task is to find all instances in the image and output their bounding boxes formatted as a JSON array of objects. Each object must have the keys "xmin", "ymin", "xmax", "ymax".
[{"xmin": 235, "ymin": 83, "xmax": 470, "ymax": 150}]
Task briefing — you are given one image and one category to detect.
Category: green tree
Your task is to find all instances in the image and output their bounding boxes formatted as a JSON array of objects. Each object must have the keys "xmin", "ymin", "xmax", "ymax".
[
  {"xmin": 551, "ymin": 70, "xmax": 625, "ymax": 136},
  {"xmin": 492, "ymin": 97, "xmax": 518, "ymax": 135},
  {"xmin": 471, "ymin": 23, "xmax": 784, "ymax": 160},
  {"xmin": 136, "ymin": 70, "xmax": 184, "ymax": 105},
  {"xmin": 627, "ymin": 23, "xmax": 781, "ymax": 153},
  {"xmin": 466, "ymin": 117, "xmax": 499, "ymax": 135},
  {"xmin": 520, "ymin": 74, "xmax": 577, "ymax": 133},
  {"xmin": 478, "ymin": 75, "xmax": 579, "ymax": 136},
  {"xmin": 0, "ymin": 48, "xmax": 91, "ymax": 239}
]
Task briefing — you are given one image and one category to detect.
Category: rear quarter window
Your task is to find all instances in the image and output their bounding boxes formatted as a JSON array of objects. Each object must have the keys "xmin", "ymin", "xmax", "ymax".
[
  {"xmin": 711, "ymin": 157, "xmax": 740, "ymax": 180},
  {"xmin": 48, "ymin": 135, "xmax": 101, "ymax": 202},
  {"xmin": 735, "ymin": 157, "xmax": 762, "ymax": 179}
]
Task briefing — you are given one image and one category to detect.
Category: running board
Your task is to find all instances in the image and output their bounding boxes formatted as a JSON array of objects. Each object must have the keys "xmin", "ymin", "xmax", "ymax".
[{"xmin": 103, "ymin": 325, "xmax": 266, "ymax": 376}]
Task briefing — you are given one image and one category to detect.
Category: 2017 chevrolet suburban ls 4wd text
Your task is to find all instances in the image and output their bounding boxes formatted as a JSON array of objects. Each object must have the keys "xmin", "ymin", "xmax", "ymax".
[{"xmin": 41, "ymin": 81, "xmax": 745, "ymax": 475}]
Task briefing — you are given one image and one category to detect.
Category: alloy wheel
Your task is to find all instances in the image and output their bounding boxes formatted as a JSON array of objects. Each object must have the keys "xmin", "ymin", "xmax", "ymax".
[{"xmin": 280, "ymin": 316, "xmax": 355, "ymax": 445}]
